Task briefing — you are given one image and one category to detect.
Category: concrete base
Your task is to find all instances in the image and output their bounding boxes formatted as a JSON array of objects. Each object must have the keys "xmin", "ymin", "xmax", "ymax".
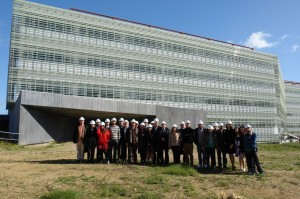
[{"xmin": 9, "ymin": 91, "xmax": 206, "ymax": 145}]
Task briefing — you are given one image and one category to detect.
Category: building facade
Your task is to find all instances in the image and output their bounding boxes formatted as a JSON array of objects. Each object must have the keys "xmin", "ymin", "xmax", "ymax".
[
  {"xmin": 7, "ymin": 0, "xmax": 286, "ymax": 143},
  {"xmin": 284, "ymin": 81, "xmax": 300, "ymax": 137}
]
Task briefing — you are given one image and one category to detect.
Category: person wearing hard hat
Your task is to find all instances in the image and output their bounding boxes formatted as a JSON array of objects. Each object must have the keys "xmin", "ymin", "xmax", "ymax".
[
  {"xmin": 105, "ymin": 118, "xmax": 110, "ymax": 129},
  {"xmin": 138, "ymin": 122, "xmax": 147, "ymax": 165},
  {"xmin": 158, "ymin": 121, "xmax": 170, "ymax": 165},
  {"xmin": 178, "ymin": 121, "xmax": 186, "ymax": 162},
  {"xmin": 194, "ymin": 120, "xmax": 206, "ymax": 168},
  {"xmin": 84, "ymin": 120, "xmax": 98, "ymax": 163},
  {"xmin": 151, "ymin": 118, "xmax": 161, "ymax": 164},
  {"xmin": 126, "ymin": 119, "xmax": 139, "ymax": 164},
  {"xmin": 235, "ymin": 126, "xmax": 246, "ymax": 172},
  {"xmin": 73, "ymin": 117, "xmax": 86, "ymax": 163},
  {"xmin": 203, "ymin": 125, "xmax": 217, "ymax": 169},
  {"xmin": 96, "ymin": 122, "xmax": 111, "ymax": 164},
  {"xmin": 120, "ymin": 120, "xmax": 129, "ymax": 164},
  {"xmin": 143, "ymin": 118, "xmax": 149, "ymax": 127},
  {"xmin": 108, "ymin": 118, "xmax": 121, "ymax": 164},
  {"xmin": 242, "ymin": 124, "xmax": 264, "ymax": 175},
  {"xmin": 150, "ymin": 121, "xmax": 154, "ymax": 126},
  {"xmin": 181, "ymin": 120, "xmax": 195, "ymax": 166},
  {"xmin": 216, "ymin": 122, "xmax": 227, "ymax": 170},
  {"xmin": 169, "ymin": 124, "xmax": 181, "ymax": 164},
  {"xmin": 95, "ymin": 119, "xmax": 101, "ymax": 129},
  {"xmin": 224, "ymin": 120, "xmax": 236, "ymax": 170},
  {"xmin": 118, "ymin": 118, "xmax": 125, "ymax": 128},
  {"xmin": 145, "ymin": 124, "xmax": 153, "ymax": 164}
]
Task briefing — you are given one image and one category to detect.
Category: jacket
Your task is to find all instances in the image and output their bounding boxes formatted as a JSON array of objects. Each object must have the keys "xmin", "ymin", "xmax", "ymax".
[
  {"xmin": 73, "ymin": 125, "xmax": 86, "ymax": 143},
  {"xmin": 194, "ymin": 127, "xmax": 206, "ymax": 146},
  {"xmin": 181, "ymin": 127, "xmax": 195, "ymax": 144},
  {"xmin": 84, "ymin": 127, "xmax": 97, "ymax": 149},
  {"xmin": 126, "ymin": 127, "xmax": 139, "ymax": 144},
  {"xmin": 97, "ymin": 128, "xmax": 110, "ymax": 150},
  {"xmin": 203, "ymin": 131, "xmax": 217, "ymax": 148},
  {"xmin": 159, "ymin": 127, "xmax": 170, "ymax": 149}
]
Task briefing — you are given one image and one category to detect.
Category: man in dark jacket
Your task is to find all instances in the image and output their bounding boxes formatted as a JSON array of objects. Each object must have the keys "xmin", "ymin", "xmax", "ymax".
[
  {"xmin": 126, "ymin": 119, "xmax": 139, "ymax": 164},
  {"xmin": 85, "ymin": 120, "xmax": 98, "ymax": 163},
  {"xmin": 119, "ymin": 120, "xmax": 129, "ymax": 164},
  {"xmin": 194, "ymin": 120, "xmax": 206, "ymax": 168},
  {"xmin": 138, "ymin": 122, "xmax": 147, "ymax": 165},
  {"xmin": 216, "ymin": 122, "xmax": 227, "ymax": 169},
  {"xmin": 181, "ymin": 120, "xmax": 195, "ymax": 166},
  {"xmin": 151, "ymin": 118, "xmax": 161, "ymax": 164},
  {"xmin": 159, "ymin": 121, "xmax": 170, "ymax": 165},
  {"xmin": 203, "ymin": 125, "xmax": 217, "ymax": 168},
  {"xmin": 224, "ymin": 120, "xmax": 236, "ymax": 170}
]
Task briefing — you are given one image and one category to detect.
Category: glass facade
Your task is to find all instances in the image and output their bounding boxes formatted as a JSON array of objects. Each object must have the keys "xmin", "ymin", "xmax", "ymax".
[
  {"xmin": 285, "ymin": 81, "xmax": 300, "ymax": 137},
  {"xmin": 7, "ymin": 0, "xmax": 286, "ymax": 142}
]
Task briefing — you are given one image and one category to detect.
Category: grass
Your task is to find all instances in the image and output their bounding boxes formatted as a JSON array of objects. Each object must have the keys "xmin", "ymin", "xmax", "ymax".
[
  {"xmin": 144, "ymin": 175, "xmax": 166, "ymax": 184},
  {"xmin": 159, "ymin": 164, "xmax": 197, "ymax": 176},
  {"xmin": 0, "ymin": 141, "xmax": 24, "ymax": 151},
  {"xmin": 136, "ymin": 192, "xmax": 163, "ymax": 199},
  {"xmin": 97, "ymin": 184, "xmax": 129, "ymax": 198},
  {"xmin": 40, "ymin": 189, "xmax": 80, "ymax": 199}
]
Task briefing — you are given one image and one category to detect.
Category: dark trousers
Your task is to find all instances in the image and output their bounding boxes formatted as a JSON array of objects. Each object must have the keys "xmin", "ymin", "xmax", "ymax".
[
  {"xmin": 120, "ymin": 142, "xmax": 127, "ymax": 162},
  {"xmin": 159, "ymin": 147, "xmax": 169, "ymax": 164},
  {"xmin": 152, "ymin": 146, "xmax": 161, "ymax": 164},
  {"xmin": 196, "ymin": 144, "xmax": 206, "ymax": 166},
  {"xmin": 245, "ymin": 150, "xmax": 263, "ymax": 174},
  {"xmin": 139, "ymin": 147, "xmax": 147, "ymax": 164},
  {"xmin": 217, "ymin": 148, "xmax": 227, "ymax": 168},
  {"xmin": 87, "ymin": 147, "xmax": 96, "ymax": 163},
  {"xmin": 109, "ymin": 140, "xmax": 120, "ymax": 163},
  {"xmin": 205, "ymin": 147, "xmax": 216, "ymax": 167},
  {"xmin": 183, "ymin": 143, "xmax": 194, "ymax": 166},
  {"xmin": 128, "ymin": 143, "xmax": 138, "ymax": 164},
  {"xmin": 97, "ymin": 149, "xmax": 109, "ymax": 162},
  {"xmin": 171, "ymin": 146, "xmax": 181, "ymax": 163}
]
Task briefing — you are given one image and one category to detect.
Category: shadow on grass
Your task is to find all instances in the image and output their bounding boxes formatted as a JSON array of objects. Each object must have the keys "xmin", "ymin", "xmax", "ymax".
[{"xmin": 23, "ymin": 159, "xmax": 78, "ymax": 164}]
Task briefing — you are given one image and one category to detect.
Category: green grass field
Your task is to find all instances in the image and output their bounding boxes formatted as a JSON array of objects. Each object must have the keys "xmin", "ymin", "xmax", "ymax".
[{"xmin": 0, "ymin": 141, "xmax": 299, "ymax": 199}]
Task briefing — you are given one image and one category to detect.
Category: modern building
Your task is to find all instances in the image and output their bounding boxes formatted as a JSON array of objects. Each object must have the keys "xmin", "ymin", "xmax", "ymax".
[
  {"xmin": 284, "ymin": 81, "xmax": 300, "ymax": 137},
  {"xmin": 7, "ymin": 0, "xmax": 286, "ymax": 144}
]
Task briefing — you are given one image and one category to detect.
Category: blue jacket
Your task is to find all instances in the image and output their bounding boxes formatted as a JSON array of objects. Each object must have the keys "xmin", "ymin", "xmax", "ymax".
[{"xmin": 242, "ymin": 132, "xmax": 257, "ymax": 152}]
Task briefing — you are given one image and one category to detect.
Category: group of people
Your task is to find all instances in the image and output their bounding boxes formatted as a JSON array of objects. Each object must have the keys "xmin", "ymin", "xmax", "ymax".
[{"xmin": 73, "ymin": 117, "xmax": 264, "ymax": 175}]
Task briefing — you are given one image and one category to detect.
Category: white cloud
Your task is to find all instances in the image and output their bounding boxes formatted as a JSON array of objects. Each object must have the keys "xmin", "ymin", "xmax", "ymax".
[
  {"xmin": 244, "ymin": 31, "xmax": 277, "ymax": 49},
  {"xmin": 292, "ymin": 45, "xmax": 299, "ymax": 52},
  {"xmin": 280, "ymin": 34, "xmax": 289, "ymax": 40}
]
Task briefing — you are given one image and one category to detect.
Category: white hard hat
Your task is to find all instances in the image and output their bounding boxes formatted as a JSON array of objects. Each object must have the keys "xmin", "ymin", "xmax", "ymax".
[
  {"xmin": 143, "ymin": 118, "xmax": 149, "ymax": 123},
  {"xmin": 119, "ymin": 118, "xmax": 124, "ymax": 122},
  {"xmin": 198, "ymin": 120, "xmax": 204, "ymax": 125},
  {"xmin": 90, "ymin": 120, "xmax": 96, "ymax": 125},
  {"xmin": 96, "ymin": 119, "xmax": 101, "ymax": 123},
  {"xmin": 219, "ymin": 122, "xmax": 224, "ymax": 127},
  {"xmin": 105, "ymin": 118, "xmax": 110, "ymax": 123},
  {"xmin": 181, "ymin": 121, "xmax": 185, "ymax": 125},
  {"xmin": 154, "ymin": 118, "xmax": 159, "ymax": 122},
  {"xmin": 124, "ymin": 120, "xmax": 129, "ymax": 123},
  {"xmin": 245, "ymin": 124, "xmax": 252, "ymax": 128},
  {"xmin": 135, "ymin": 120, "xmax": 139, "ymax": 124},
  {"xmin": 146, "ymin": 124, "xmax": 152, "ymax": 129},
  {"xmin": 161, "ymin": 121, "xmax": 166, "ymax": 125},
  {"xmin": 79, "ymin": 117, "xmax": 85, "ymax": 121},
  {"xmin": 111, "ymin": 118, "xmax": 117, "ymax": 122},
  {"xmin": 100, "ymin": 122, "xmax": 105, "ymax": 126},
  {"xmin": 186, "ymin": 120, "xmax": 191, "ymax": 124},
  {"xmin": 207, "ymin": 125, "xmax": 214, "ymax": 130},
  {"xmin": 227, "ymin": 120, "xmax": 233, "ymax": 125},
  {"xmin": 212, "ymin": 122, "xmax": 218, "ymax": 127},
  {"xmin": 140, "ymin": 122, "xmax": 145, "ymax": 126},
  {"xmin": 130, "ymin": 119, "xmax": 136, "ymax": 123},
  {"xmin": 172, "ymin": 124, "xmax": 177, "ymax": 128}
]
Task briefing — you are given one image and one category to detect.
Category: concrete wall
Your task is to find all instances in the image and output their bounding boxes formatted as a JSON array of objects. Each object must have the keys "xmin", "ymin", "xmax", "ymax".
[{"xmin": 10, "ymin": 91, "xmax": 206, "ymax": 145}]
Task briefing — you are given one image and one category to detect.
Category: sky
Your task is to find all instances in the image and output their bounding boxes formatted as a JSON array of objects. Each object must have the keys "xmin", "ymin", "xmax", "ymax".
[{"xmin": 0, "ymin": 0, "xmax": 299, "ymax": 114}]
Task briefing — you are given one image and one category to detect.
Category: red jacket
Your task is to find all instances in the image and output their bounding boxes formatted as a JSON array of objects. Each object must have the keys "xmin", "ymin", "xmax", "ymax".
[{"xmin": 97, "ymin": 128, "xmax": 110, "ymax": 150}]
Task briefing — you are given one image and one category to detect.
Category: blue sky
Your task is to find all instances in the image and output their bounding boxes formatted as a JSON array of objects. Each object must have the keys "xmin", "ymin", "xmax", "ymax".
[{"xmin": 0, "ymin": 0, "xmax": 299, "ymax": 114}]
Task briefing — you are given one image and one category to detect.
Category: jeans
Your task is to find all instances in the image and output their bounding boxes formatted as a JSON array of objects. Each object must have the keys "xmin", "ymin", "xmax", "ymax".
[
  {"xmin": 205, "ymin": 147, "xmax": 216, "ymax": 167},
  {"xmin": 196, "ymin": 144, "xmax": 206, "ymax": 166}
]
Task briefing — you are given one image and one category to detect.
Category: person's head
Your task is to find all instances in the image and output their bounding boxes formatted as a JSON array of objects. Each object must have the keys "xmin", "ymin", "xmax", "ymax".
[
  {"xmin": 234, "ymin": 127, "xmax": 239, "ymax": 134},
  {"xmin": 79, "ymin": 117, "xmax": 85, "ymax": 125},
  {"xmin": 219, "ymin": 123, "xmax": 224, "ymax": 130},
  {"xmin": 185, "ymin": 120, "xmax": 191, "ymax": 128},
  {"xmin": 124, "ymin": 120, "xmax": 129, "ymax": 127},
  {"xmin": 207, "ymin": 125, "xmax": 214, "ymax": 133},
  {"xmin": 171, "ymin": 124, "xmax": 177, "ymax": 132},
  {"xmin": 100, "ymin": 122, "xmax": 105, "ymax": 130},
  {"xmin": 140, "ymin": 122, "xmax": 145, "ymax": 129},
  {"xmin": 226, "ymin": 120, "xmax": 233, "ymax": 129},
  {"xmin": 212, "ymin": 122, "xmax": 219, "ymax": 130},
  {"xmin": 239, "ymin": 126, "xmax": 246, "ymax": 135},
  {"xmin": 111, "ymin": 118, "xmax": 117, "ymax": 126},
  {"xmin": 151, "ymin": 121, "xmax": 154, "ymax": 126},
  {"xmin": 154, "ymin": 118, "xmax": 159, "ymax": 127},
  {"xmin": 161, "ymin": 121, "xmax": 166, "ymax": 128},
  {"xmin": 146, "ymin": 124, "xmax": 152, "ymax": 132},
  {"xmin": 180, "ymin": 121, "xmax": 185, "ymax": 129},
  {"xmin": 198, "ymin": 120, "xmax": 204, "ymax": 128},
  {"xmin": 245, "ymin": 124, "xmax": 252, "ymax": 134},
  {"xmin": 90, "ymin": 120, "xmax": 95, "ymax": 128},
  {"xmin": 143, "ymin": 118, "xmax": 149, "ymax": 125},
  {"xmin": 105, "ymin": 118, "xmax": 110, "ymax": 126},
  {"xmin": 130, "ymin": 119, "xmax": 136, "ymax": 128},
  {"xmin": 95, "ymin": 119, "xmax": 101, "ymax": 126},
  {"xmin": 119, "ymin": 118, "xmax": 124, "ymax": 127}
]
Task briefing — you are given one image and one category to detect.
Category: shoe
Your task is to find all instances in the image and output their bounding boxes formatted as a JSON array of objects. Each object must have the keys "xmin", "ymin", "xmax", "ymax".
[
  {"xmin": 232, "ymin": 166, "xmax": 236, "ymax": 171},
  {"xmin": 107, "ymin": 161, "xmax": 110, "ymax": 165},
  {"xmin": 223, "ymin": 166, "xmax": 228, "ymax": 169}
]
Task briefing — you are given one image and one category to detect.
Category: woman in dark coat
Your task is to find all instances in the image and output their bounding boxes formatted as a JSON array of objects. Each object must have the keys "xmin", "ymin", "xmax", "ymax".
[{"xmin": 84, "ymin": 120, "xmax": 98, "ymax": 163}]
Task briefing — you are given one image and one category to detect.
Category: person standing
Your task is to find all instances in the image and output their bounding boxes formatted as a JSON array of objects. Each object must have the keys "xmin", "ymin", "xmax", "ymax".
[
  {"xmin": 194, "ymin": 120, "xmax": 206, "ymax": 168},
  {"xmin": 105, "ymin": 118, "xmax": 110, "ymax": 129},
  {"xmin": 73, "ymin": 117, "xmax": 86, "ymax": 163},
  {"xmin": 178, "ymin": 121, "xmax": 185, "ymax": 163},
  {"xmin": 108, "ymin": 118, "xmax": 121, "ymax": 163},
  {"xmin": 224, "ymin": 120, "xmax": 236, "ymax": 170},
  {"xmin": 85, "ymin": 120, "xmax": 97, "ymax": 163},
  {"xmin": 151, "ymin": 118, "xmax": 161, "ymax": 164},
  {"xmin": 138, "ymin": 122, "xmax": 147, "ymax": 165},
  {"xmin": 95, "ymin": 119, "xmax": 101, "ymax": 129},
  {"xmin": 126, "ymin": 119, "xmax": 139, "ymax": 164},
  {"xmin": 203, "ymin": 125, "xmax": 217, "ymax": 168},
  {"xmin": 169, "ymin": 124, "xmax": 181, "ymax": 164},
  {"xmin": 159, "ymin": 121, "xmax": 170, "ymax": 165},
  {"xmin": 243, "ymin": 124, "xmax": 264, "ymax": 175},
  {"xmin": 118, "ymin": 118, "xmax": 125, "ymax": 128},
  {"xmin": 182, "ymin": 120, "xmax": 195, "ymax": 166},
  {"xmin": 145, "ymin": 124, "xmax": 154, "ymax": 165},
  {"xmin": 143, "ymin": 118, "xmax": 149, "ymax": 127},
  {"xmin": 236, "ymin": 126, "xmax": 246, "ymax": 171},
  {"xmin": 120, "ymin": 120, "xmax": 129, "ymax": 164},
  {"xmin": 96, "ymin": 122, "xmax": 111, "ymax": 164},
  {"xmin": 216, "ymin": 122, "xmax": 227, "ymax": 169}
]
